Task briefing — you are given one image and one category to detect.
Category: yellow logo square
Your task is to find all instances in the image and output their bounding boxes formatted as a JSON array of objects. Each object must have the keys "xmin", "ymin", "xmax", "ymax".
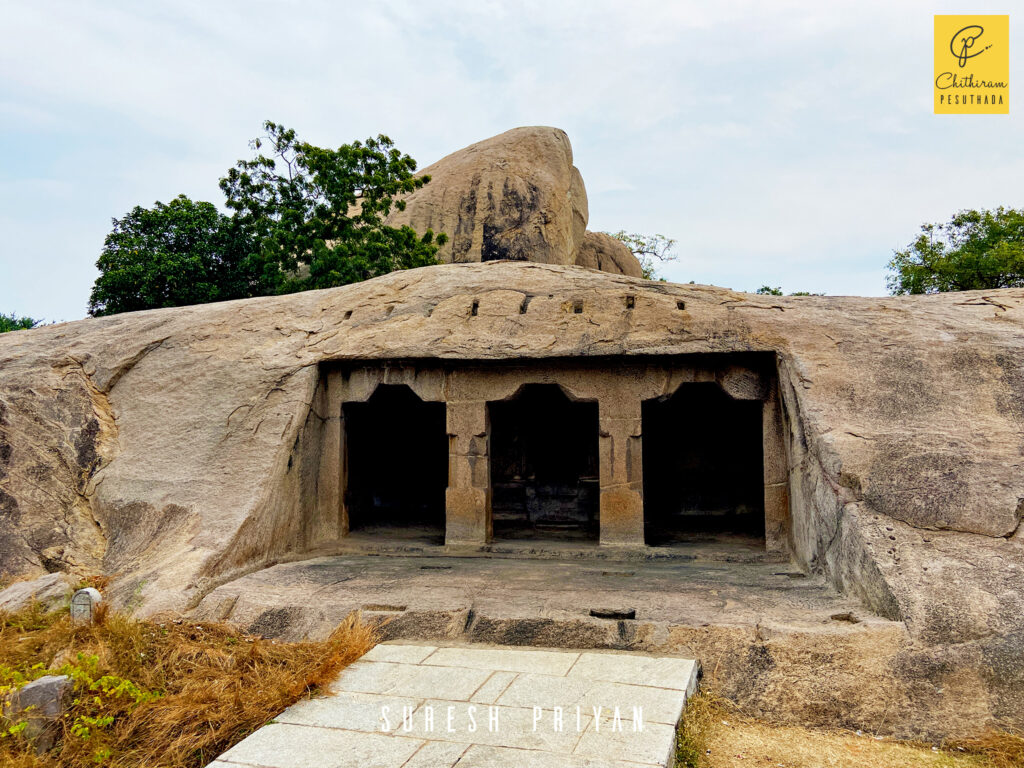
[{"xmin": 934, "ymin": 15, "xmax": 1009, "ymax": 114}]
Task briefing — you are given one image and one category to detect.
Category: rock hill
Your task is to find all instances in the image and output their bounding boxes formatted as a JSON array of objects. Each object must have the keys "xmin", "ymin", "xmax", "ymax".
[
  {"xmin": 0, "ymin": 127, "xmax": 1021, "ymax": 740},
  {"xmin": 0, "ymin": 263, "xmax": 1021, "ymax": 736}
]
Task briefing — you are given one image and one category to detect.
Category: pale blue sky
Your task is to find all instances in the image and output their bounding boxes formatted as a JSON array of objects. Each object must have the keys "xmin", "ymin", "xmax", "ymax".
[{"xmin": 1, "ymin": 1, "xmax": 1020, "ymax": 321}]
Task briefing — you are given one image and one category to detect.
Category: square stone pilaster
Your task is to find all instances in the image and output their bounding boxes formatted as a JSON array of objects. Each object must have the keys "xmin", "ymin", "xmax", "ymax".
[
  {"xmin": 445, "ymin": 400, "xmax": 491, "ymax": 545},
  {"xmin": 598, "ymin": 394, "xmax": 645, "ymax": 547},
  {"xmin": 310, "ymin": 375, "xmax": 346, "ymax": 547},
  {"xmin": 762, "ymin": 384, "xmax": 790, "ymax": 554}
]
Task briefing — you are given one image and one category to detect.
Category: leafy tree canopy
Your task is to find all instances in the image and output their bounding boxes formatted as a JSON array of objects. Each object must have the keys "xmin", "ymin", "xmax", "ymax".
[
  {"xmin": 88, "ymin": 196, "xmax": 250, "ymax": 316},
  {"xmin": 0, "ymin": 313, "xmax": 41, "ymax": 333},
  {"xmin": 89, "ymin": 121, "xmax": 446, "ymax": 317},
  {"xmin": 219, "ymin": 121, "xmax": 445, "ymax": 294},
  {"xmin": 607, "ymin": 231, "xmax": 677, "ymax": 280},
  {"xmin": 888, "ymin": 207, "xmax": 1024, "ymax": 294}
]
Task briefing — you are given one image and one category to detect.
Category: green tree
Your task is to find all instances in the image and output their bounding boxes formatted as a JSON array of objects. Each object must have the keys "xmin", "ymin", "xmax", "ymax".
[
  {"xmin": 220, "ymin": 121, "xmax": 445, "ymax": 294},
  {"xmin": 0, "ymin": 313, "xmax": 41, "ymax": 333},
  {"xmin": 607, "ymin": 231, "xmax": 677, "ymax": 280},
  {"xmin": 89, "ymin": 121, "xmax": 447, "ymax": 316},
  {"xmin": 88, "ymin": 195, "xmax": 253, "ymax": 316},
  {"xmin": 888, "ymin": 207, "xmax": 1024, "ymax": 294}
]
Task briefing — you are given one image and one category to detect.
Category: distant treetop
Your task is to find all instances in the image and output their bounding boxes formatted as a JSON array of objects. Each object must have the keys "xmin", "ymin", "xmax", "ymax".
[
  {"xmin": 607, "ymin": 231, "xmax": 677, "ymax": 280},
  {"xmin": 756, "ymin": 286, "xmax": 824, "ymax": 296},
  {"xmin": 0, "ymin": 313, "xmax": 42, "ymax": 333},
  {"xmin": 888, "ymin": 207, "xmax": 1024, "ymax": 294}
]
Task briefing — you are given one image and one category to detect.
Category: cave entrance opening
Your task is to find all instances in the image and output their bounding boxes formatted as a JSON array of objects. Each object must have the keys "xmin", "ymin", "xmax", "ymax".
[
  {"xmin": 343, "ymin": 385, "xmax": 447, "ymax": 544},
  {"xmin": 488, "ymin": 384, "xmax": 600, "ymax": 543},
  {"xmin": 642, "ymin": 382, "xmax": 765, "ymax": 546}
]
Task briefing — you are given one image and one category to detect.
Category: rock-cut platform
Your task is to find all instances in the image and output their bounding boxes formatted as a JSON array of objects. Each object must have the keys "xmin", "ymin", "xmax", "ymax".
[{"xmin": 208, "ymin": 642, "xmax": 699, "ymax": 768}]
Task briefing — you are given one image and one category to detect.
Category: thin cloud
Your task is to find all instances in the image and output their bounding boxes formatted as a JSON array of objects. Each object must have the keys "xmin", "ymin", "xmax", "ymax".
[{"xmin": 0, "ymin": 0, "xmax": 1020, "ymax": 318}]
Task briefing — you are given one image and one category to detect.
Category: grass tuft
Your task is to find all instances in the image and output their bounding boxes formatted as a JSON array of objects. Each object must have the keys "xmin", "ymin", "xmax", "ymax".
[
  {"xmin": 0, "ymin": 601, "xmax": 376, "ymax": 767},
  {"xmin": 950, "ymin": 729, "xmax": 1024, "ymax": 768},
  {"xmin": 675, "ymin": 690, "xmax": 725, "ymax": 767},
  {"xmin": 676, "ymin": 689, "xmax": 1017, "ymax": 768}
]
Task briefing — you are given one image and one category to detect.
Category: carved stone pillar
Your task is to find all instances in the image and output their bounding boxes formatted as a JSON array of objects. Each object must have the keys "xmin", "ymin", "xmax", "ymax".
[
  {"xmin": 598, "ymin": 393, "xmax": 645, "ymax": 546},
  {"xmin": 762, "ymin": 384, "xmax": 790, "ymax": 553},
  {"xmin": 445, "ymin": 400, "xmax": 491, "ymax": 545}
]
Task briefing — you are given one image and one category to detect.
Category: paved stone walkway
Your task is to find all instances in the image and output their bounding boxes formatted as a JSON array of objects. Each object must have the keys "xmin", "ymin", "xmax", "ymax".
[{"xmin": 208, "ymin": 642, "xmax": 698, "ymax": 768}]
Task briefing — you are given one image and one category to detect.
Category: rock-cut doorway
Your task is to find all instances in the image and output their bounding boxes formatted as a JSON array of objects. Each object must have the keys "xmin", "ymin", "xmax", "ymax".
[
  {"xmin": 343, "ymin": 385, "xmax": 447, "ymax": 544},
  {"xmin": 642, "ymin": 382, "xmax": 765, "ymax": 547}
]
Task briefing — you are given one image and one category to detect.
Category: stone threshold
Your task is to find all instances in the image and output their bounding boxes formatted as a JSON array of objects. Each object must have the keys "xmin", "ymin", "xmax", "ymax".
[{"xmin": 311, "ymin": 533, "xmax": 787, "ymax": 566}]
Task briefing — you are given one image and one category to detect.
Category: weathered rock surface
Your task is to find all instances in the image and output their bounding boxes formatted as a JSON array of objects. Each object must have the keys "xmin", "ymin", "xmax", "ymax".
[
  {"xmin": 384, "ymin": 127, "xmax": 588, "ymax": 266},
  {"xmin": 0, "ymin": 262, "xmax": 1022, "ymax": 736},
  {"xmin": 2, "ymin": 674, "xmax": 73, "ymax": 753},
  {"xmin": 574, "ymin": 231, "xmax": 644, "ymax": 277},
  {"xmin": 0, "ymin": 572, "xmax": 75, "ymax": 614}
]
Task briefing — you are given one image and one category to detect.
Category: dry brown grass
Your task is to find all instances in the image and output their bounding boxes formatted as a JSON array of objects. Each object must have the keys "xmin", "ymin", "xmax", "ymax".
[
  {"xmin": 949, "ymin": 730, "xmax": 1024, "ymax": 768},
  {"xmin": 0, "ymin": 601, "xmax": 376, "ymax": 767},
  {"xmin": 677, "ymin": 692, "xmax": 1022, "ymax": 768}
]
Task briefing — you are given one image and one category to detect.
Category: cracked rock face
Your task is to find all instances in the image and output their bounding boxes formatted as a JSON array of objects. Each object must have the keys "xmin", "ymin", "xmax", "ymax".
[
  {"xmin": 0, "ymin": 357, "xmax": 113, "ymax": 576},
  {"xmin": 0, "ymin": 262, "xmax": 1022, "ymax": 732}
]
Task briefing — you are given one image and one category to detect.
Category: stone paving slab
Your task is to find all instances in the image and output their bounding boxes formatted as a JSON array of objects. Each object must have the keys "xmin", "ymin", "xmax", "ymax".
[{"xmin": 209, "ymin": 642, "xmax": 698, "ymax": 768}]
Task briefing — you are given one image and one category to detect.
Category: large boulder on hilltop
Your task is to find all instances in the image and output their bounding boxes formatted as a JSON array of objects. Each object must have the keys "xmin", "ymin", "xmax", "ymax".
[
  {"xmin": 384, "ymin": 126, "xmax": 588, "ymax": 266},
  {"xmin": 381, "ymin": 128, "xmax": 644, "ymax": 277},
  {"xmin": 575, "ymin": 230, "xmax": 644, "ymax": 277}
]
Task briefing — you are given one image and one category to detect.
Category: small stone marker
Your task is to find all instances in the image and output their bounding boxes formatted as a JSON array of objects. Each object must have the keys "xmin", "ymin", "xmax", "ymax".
[
  {"xmin": 2, "ymin": 674, "xmax": 73, "ymax": 753},
  {"xmin": 70, "ymin": 587, "xmax": 102, "ymax": 624}
]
